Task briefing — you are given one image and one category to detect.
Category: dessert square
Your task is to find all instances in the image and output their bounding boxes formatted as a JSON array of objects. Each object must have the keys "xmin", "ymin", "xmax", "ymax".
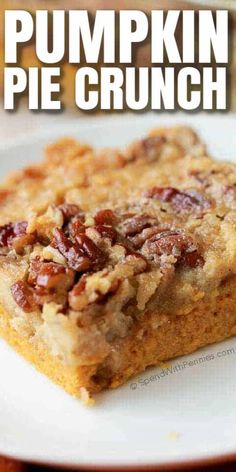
[{"xmin": 0, "ymin": 125, "xmax": 236, "ymax": 402}]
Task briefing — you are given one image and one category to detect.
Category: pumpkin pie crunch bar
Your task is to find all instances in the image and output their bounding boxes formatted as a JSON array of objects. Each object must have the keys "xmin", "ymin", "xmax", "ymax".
[{"xmin": 0, "ymin": 126, "xmax": 236, "ymax": 402}]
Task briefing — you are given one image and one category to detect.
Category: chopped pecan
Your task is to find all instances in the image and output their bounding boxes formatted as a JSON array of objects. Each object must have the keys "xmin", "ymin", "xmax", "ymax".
[
  {"xmin": 223, "ymin": 184, "xmax": 236, "ymax": 194},
  {"xmin": 35, "ymin": 262, "xmax": 75, "ymax": 290},
  {"xmin": 94, "ymin": 224, "xmax": 117, "ymax": 243},
  {"xmin": 145, "ymin": 187, "xmax": 177, "ymax": 201},
  {"xmin": 28, "ymin": 258, "xmax": 75, "ymax": 302},
  {"xmin": 58, "ymin": 203, "xmax": 82, "ymax": 223},
  {"xmin": 181, "ymin": 250, "xmax": 204, "ymax": 268},
  {"xmin": 12, "ymin": 221, "xmax": 28, "ymax": 236},
  {"xmin": 184, "ymin": 190, "xmax": 211, "ymax": 211},
  {"xmin": 145, "ymin": 230, "xmax": 203, "ymax": 268},
  {"xmin": 123, "ymin": 215, "xmax": 154, "ymax": 237},
  {"xmin": 68, "ymin": 217, "xmax": 86, "ymax": 238},
  {"xmin": 0, "ymin": 221, "xmax": 36, "ymax": 251},
  {"xmin": 94, "ymin": 209, "xmax": 116, "ymax": 225},
  {"xmin": 0, "ymin": 223, "xmax": 17, "ymax": 247},
  {"xmin": 68, "ymin": 275, "xmax": 88, "ymax": 311},
  {"xmin": 11, "ymin": 280, "xmax": 37, "ymax": 313},
  {"xmin": 130, "ymin": 226, "xmax": 168, "ymax": 249},
  {"xmin": 141, "ymin": 135, "xmax": 166, "ymax": 151},
  {"xmin": 222, "ymin": 185, "xmax": 236, "ymax": 204},
  {"xmin": 128, "ymin": 135, "xmax": 166, "ymax": 162},
  {"xmin": 28, "ymin": 257, "xmax": 43, "ymax": 285},
  {"xmin": 23, "ymin": 167, "xmax": 45, "ymax": 179},
  {"xmin": 70, "ymin": 274, "xmax": 88, "ymax": 297},
  {"xmin": 145, "ymin": 187, "xmax": 211, "ymax": 214},
  {"xmin": 75, "ymin": 233, "xmax": 107, "ymax": 269},
  {"xmin": 52, "ymin": 228, "xmax": 91, "ymax": 272},
  {"xmin": 69, "ymin": 274, "xmax": 120, "ymax": 311},
  {"xmin": 0, "ymin": 189, "xmax": 11, "ymax": 204}
]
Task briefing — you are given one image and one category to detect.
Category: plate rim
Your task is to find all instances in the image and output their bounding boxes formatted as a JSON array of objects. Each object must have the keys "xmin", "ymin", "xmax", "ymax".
[
  {"xmin": 2, "ymin": 448, "xmax": 236, "ymax": 470},
  {"xmin": 0, "ymin": 112, "xmax": 236, "ymax": 470}
]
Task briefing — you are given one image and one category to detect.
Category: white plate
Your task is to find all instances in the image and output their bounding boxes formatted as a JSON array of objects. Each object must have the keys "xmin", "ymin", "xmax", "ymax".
[{"xmin": 0, "ymin": 112, "xmax": 236, "ymax": 470}]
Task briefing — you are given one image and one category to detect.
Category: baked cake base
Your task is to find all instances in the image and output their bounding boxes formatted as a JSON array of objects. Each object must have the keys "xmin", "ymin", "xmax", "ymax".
[{"xmin": 1, "ymin": 275, "xmax": 236, "ymax": 400}]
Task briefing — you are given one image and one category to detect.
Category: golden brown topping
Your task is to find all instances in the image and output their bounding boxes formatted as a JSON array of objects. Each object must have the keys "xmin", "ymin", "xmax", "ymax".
[
  {"xmin": 32, "ymin": 285, "xmax": 67, "ymax": 307},
  {"xmin": 45, "ymin": 138, "xmax": 92, "ymax": 164},
  {"xmin": 125, "ymin": 253, "xmax": 149, "ymax": 274},
  {"xmin": 127, "ymin": 135, "xmax": 166, "ymax": 162},
  {"xmin": 11, "ymin": 232, "xmax": 36, "ymax": 254}
]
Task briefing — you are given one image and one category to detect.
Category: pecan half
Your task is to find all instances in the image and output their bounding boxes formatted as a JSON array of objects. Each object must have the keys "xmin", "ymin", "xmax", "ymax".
[
  {"xmin": 145, "ymin": 230, "xmax": 203, "ymax": 268},
  {"xmin": 145, "ymin": 187, "xmax": 211, "ymax": 214}
]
